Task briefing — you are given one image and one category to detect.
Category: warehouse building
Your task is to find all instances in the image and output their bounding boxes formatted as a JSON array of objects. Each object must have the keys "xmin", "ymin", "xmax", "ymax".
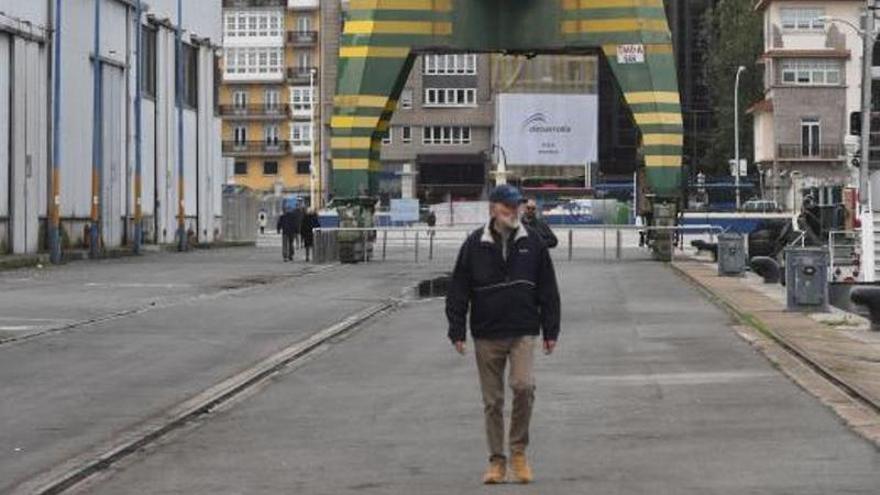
[{"xmin": 0, "ymin": 0, "xmax": 224, "ymax": 256}]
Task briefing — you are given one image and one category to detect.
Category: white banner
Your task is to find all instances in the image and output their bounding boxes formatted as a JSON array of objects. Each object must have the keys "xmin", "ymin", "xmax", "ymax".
[{"xmin": 496, "ymin": 93, "xmax": 598, "ymax": 166}]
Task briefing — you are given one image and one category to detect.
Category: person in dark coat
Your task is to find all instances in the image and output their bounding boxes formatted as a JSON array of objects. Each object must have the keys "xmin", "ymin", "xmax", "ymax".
[
  {"xmin": 521, "ymin": 198, "xmax": 558, "ymax": 248},
  {"xmin": 446, "ymin": 185, "xmax": 561, "ymax": 484},
  {"xmin": 301, "ymin": 208, "xmax": 320, "ymax": 261},
  {"xmin": 276, "ymin": 206, "xmax": 299, "ymax": 262}
]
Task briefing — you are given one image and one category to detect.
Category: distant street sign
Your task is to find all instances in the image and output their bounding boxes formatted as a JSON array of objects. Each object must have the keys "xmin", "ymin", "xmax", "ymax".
[{"xmin": 617, "ymin": 44, "xmax": 645, "ymax": 64}]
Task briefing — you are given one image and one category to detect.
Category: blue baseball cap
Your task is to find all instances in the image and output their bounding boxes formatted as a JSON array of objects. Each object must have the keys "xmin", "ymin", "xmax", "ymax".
[{"xmin": 488, "ymin": 184, "xmax": 524, "ymax": 207}]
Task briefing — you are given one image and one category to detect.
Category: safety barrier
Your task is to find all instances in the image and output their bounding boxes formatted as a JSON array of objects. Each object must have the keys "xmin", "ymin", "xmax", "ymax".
[{"xmin": 310, "ymin": 224, "xmax": 723, "ymax": 265}]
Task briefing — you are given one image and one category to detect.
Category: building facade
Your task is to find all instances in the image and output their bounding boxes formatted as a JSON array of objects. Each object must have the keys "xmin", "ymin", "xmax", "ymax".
[
  {"xmin": 220, "ymin": 0, "xmax": 323, "ymax": 204},
  {"xmin": 750, "ymin": 0, "xmax": 861, "ymax": 209},
  {"xmin": 378, "ymin": 53, "xmax": 495, "ymax": 205},
  {"xmin": 0, "ymin": 0, "xmax": 224, "ymax": 255}
]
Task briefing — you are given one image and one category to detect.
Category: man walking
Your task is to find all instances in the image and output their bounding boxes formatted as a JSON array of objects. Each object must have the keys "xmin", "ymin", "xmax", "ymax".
[
  {"xmin": 521, "ymin": 198, "xmax": 558, "ymax": 248},
  {"xmin": 446, "ymin": 185, "xmax": 561, "ymax": 484},
  {"xmin": 276, "ymin": 206, "xmax": 300, "ymax": 262}
]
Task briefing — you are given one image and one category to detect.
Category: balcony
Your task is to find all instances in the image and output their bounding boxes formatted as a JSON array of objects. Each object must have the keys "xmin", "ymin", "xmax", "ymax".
[
  {"xmin": 286, "ymin": 30, "xmax": 318, "ymax": 46},
  {"xmin": 223, "ymin": 140, "xmax": 290, "ymax": 157},
  {"xmin": 223, "ymin": 0, "xmax": 286, "ymax": 7},
  {"xmin": 291, "ymin": 140, "xmax": 313, "ymax": 155},
  {"xmin": 219, "ymin": 105, "xmax": 290, "ymax": 120},
  {"xmin": 288, "ymin": 0, "xmax": 318, "ymax": 9},
  {"xmin": 287, "ymin": 67, "xmax": 318, "ymax": 84},
  {"xmin": 776, "ymin": 143, "xmax": 846, "ymax": 161}
]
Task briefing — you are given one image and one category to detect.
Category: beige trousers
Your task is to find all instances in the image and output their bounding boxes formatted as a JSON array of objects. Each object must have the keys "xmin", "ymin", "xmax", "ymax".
[{"xmin": 474, "ymin": 336, "xmax": 536, "ymax": 461}]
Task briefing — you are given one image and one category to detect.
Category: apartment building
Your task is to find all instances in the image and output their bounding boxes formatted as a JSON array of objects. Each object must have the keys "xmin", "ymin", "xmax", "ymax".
[
  {"xmin": 750, "ymin": 0, "xmax": 862, "ymax": 209},
  {"xmin": 0, "ymin": 0, "xmax": 224, "ymax": 254},
  {"xmin": 378, "ymin": 53, "xmax": 495, "ymax": 204},
  {"xmin": 220, "ymin": 0, "xmax": 321, "ymax": 202}
]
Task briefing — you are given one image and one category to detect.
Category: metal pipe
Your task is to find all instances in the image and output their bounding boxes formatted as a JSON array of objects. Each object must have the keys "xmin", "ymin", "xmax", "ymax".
[
  {"xmin": 428, "ymin": 230, "xmax": 434, "ymax": 260},
  {"xmin": 90, "ymin": 0, "xmax": 103, "ymax": 259},
  {"xmin": 567, "ymin": 229, "xmax": 573, "ymax": 261},
  {"xmin": 382, "ymin": 230, "xmax": 387, "ymax": 261},
  {"xmin": 415, "ymin": 231, "xmax": 420, "ymax": 262},
  {"xmin": 133, "ymin": 0, "xmax": 143, "ymax": 254},
  {"xmin": 176, "ymin": 0, "xmax": 186, "ymax": 251},
  {"xmin": 49, "ymin": 0, "xmax": 63, "ymax": 264}
]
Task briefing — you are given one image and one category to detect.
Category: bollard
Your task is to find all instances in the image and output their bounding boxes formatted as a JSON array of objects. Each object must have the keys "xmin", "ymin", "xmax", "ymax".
[
  {"xmin": 415, "ymin": 232, "xmax": 420, "ymax": 262},
  {"xmin": 602, "ymin": 226, "xmax": 607, "ymax": 259},
  {"xmin": 568, "ymin": 229, "xmax": 573, "ymax": 261},
  {"xmin": 750, "ymin": 256, "xmax": 780, "ymax": 284},
  {"xmin": 429, "ymin": 230, "xmax": 434, "ymax": 260},
  {"xmin": 362, "ymin": 231, "xmax": 367, "ymax": 262},
  {"xmin": 615, "ymin": 229, "xmax": 622, "ymax": 260},
  {"xmin": 382, "ymin": 230, "xmax": 387, "ymax": 261},
  {"xmin": 851, "ymin": 287, "xmax": 880, "ymax": 331}
]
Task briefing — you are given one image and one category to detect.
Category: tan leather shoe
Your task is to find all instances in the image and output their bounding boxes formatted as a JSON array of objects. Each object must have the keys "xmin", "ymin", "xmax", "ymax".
[
  {"xmin": 482, "ymin": 459, "xmax": 506, "ymax": 484},
  {"xmin": 509, "ymin": 452, "xmax": 533, "ymax": 484}
]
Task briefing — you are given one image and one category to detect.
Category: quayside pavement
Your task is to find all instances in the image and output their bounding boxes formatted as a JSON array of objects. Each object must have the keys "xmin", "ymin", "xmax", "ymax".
[{"xmin": 65, "ymin": 257, "xmax": 880, "ymax": 495}]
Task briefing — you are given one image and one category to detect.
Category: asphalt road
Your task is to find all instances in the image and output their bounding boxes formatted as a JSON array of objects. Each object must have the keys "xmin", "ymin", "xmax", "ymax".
[
  {"xmin": 0, "ymin": 247, "xmax": 448, "ymax": 493},
  {"xmin": 76, "ymin": 259, "xmax": 880, "ymax": 494}
]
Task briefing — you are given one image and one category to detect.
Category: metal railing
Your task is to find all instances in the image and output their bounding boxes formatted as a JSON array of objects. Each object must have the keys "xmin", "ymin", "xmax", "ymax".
[
  {"xmin": 218, "ymin": 104, "xmax": 290, "ymax": 118},
  {"xmin": 286, "ymin": 30, "xmax": 317, "ymax": 45},
  {"xmin": 310, "ymin": 224, "xmax": 723, "ymax": 265},
  {"xmin": 222, "ymin": 140, "xmax": 290, "ymax": 155},
  {"xmin": 776, "ymin": 143, "xmax": 845, "ymax": 160},
  {"xmin": 287, "ymin": 67, "xmax": 317, "ymax": 84}
]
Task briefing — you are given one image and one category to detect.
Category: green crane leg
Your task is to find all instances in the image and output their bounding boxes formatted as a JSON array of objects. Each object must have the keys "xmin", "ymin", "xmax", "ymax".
[{"xmin": 332, "ymin": 0, "xmax": 682, "ymax": 202}]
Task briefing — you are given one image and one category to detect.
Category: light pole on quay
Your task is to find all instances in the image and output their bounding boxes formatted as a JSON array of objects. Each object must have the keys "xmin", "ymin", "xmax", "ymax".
[{"xmin": 734, "ymin": 65, "xmax": 746, "ymax": 211}]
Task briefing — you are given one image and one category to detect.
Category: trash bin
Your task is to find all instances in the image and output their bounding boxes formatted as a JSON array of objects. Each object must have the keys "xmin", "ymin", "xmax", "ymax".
[
  {"xmin": 784, "ymin": 247, "xmax": 829, "ymax": 312},
  {"xmin": 717, "ymin": 233, "xmax": 746, "ymax": 276}
]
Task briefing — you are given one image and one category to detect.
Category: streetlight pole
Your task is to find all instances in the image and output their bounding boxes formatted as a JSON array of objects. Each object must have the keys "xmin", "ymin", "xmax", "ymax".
[
  {"xmin": 734, "ymin": 65, "xmax": 746, "ymax": 211},
  {"xmin": 309, "ymin": 67, "xmax": 317, "ymax": 208}
]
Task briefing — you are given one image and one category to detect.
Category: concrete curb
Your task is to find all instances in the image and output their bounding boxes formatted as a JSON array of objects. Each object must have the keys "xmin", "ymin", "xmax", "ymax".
[
  {"xmin": 669, "ymin": 262, "xmax": 880, "ymax": 415},
  {"xmin": 9, "ymin": 299, "xmax": 399, "ymax": 495}
]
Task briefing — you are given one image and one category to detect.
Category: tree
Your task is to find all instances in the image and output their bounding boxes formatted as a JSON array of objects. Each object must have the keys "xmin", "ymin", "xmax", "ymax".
[{"xmin": 700, "ymin": 0, "xmax": 765, "ymax": 175}]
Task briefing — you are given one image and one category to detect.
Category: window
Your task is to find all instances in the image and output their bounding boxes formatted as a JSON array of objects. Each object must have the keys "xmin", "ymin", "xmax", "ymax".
[
  {"xmin": 224, "ymin": 47, "xmax": 284, "ymax": 77},
  {"xmin": 381, "ymin": 129, "xmax": 392, "ymax": 145},
  {"xmin": 423, "ymin": 54, "xmax": 477, "ymax": 75},
  {"xmin": 291, "ymin": 123, "xmax": 312, "ymax": 147},
  {"xmin": 297, "ymin": 16, "xmax": 311, "ymax": 32},
  {"xmin": 265, "ymin": 125, "xmax": 280, "ymax": 146},
  {"xmin": 400, "ymin": 89, "xmax": 413, "ymax": 109},
  {"xmin": 233, "ymin": 90, "xmax": 248, "ymax": 109},
  {"xmin": 780, "ymin": 59, "xmax": 841, "ymax": 86},
  {"xmin": 297, "ymin": 52, "xmax": 312, "ymax": 69},
  {"xmin": 801, "ymin": 118, "xmax": 820, "ymax": 157},
  {"xmin": 234, "ymin": 161, "xmax": 248, "ymax": 175},
  {"xmin": 264, "ymin": 89, "xmax": 280, "ymax": 110},
  {"xmin": 141, "ymin": 26, "xmax": 157, "ymax": 98},
  {"xmin": 780, "ymin": 8, "xmax": 824, "ymax": 30},
  {"xmin": 224, "ymin": 10, "xmax": 283, "ymax": 38},
  {"xmin": 233, "ymin": 126, "xmax": 247, "ymax": 145},
  {"xmin": 297, "ymin": 161, "xmax": 311, "ymax": 175},
  {"xmin": 179, "ymin": 43, "xmax": 198, "ymax": 108},
  {"xmin": 422, "ymin": 126, "xmax": 472, "ymax": 145},
  {"xmin": 402, "ymin": 126, "xmax": 412, "ymax": 143},
  {"xmin": 291, "ymin": 86, "xmax": 314, "ymax": 111},
  {"xmin": 424, "ymin": 88, "xmax": 477, "ymax": 107},
  {"xmin": 263, "ymin": 161, "xmax": 279, "ymax": 175}
]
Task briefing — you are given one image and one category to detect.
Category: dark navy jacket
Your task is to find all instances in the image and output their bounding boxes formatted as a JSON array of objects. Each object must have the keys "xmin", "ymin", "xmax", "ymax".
[{"xmin": 446, "ymin": 221, "xmax": 561, "ymax": 342}]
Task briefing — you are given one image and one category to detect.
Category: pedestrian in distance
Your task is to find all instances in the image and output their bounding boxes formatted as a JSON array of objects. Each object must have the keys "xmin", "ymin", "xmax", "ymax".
[
  {"xmin": 521, "ymin": 198, "xmax": 557, "ymax": 248},
  {"xmin": 301, "ymin": 208, "xmax": 320, "ymax": 262},
  {"xmin": 292, "ymin": 202, "xmax": 306, "ymax": 249},
  {"xmin": 446, "ymin": 184, "xmax": 561, "ymax": 484},
  {"xmin": 276, "ymin": 206, "xmax": 299, "ymax": 262}
]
